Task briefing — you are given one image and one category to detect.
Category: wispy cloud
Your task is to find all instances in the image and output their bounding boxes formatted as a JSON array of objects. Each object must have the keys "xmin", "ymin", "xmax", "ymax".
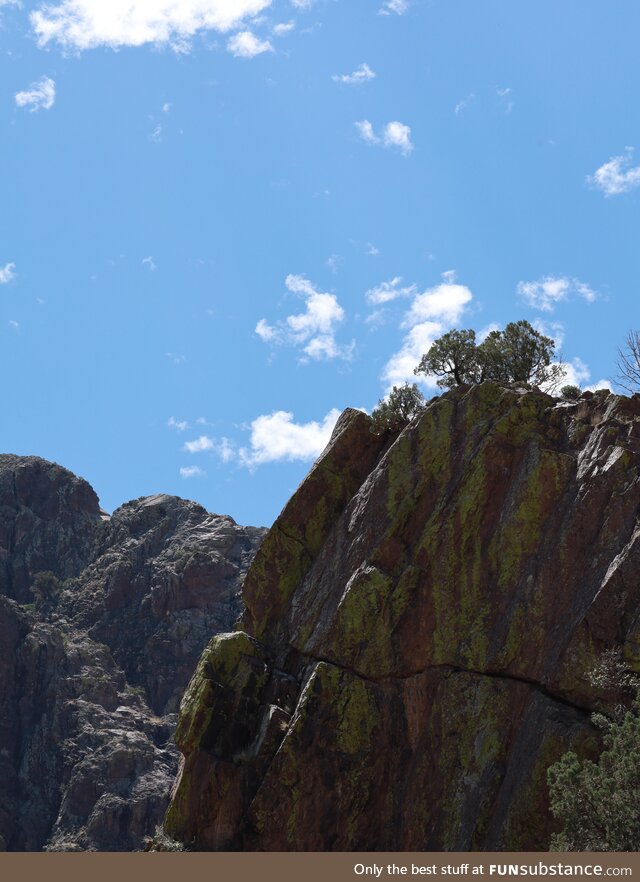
[
  {"xmin": 30, "ymin": 0, "xmax": 273, "ymax": 51},
  {"xmin": 239, "ymin": 408, "xmax": 341, "ymax": 468},
  {"xmin": 142, "ymin": 255, "xmax": 156, "ymax": 271},
  {"xmin": 497, "ymin": 86, "xmax": 513, "ymax": 114},
  {"xmin": 365, "ymin": 243, "xmax": 380, "ymax": 256},
  {"xmin": 15, "ymin": 76, "xmax": 55, "ymax": 112},
  {"xmin": 366, "ymin": 276, "xmax": 417, "ymax": 305},
  {"xmin": 227, "ymin": 30, "xmax": 273, "ymax": 57},
  {"xmin": 183, "ymin": 435, "xmax": 215, "ymax": 453},
  {"xmin": 517, "ymin": 275, "xmax": 597, "ymax": 312},
  {"xmin": 588, "ymin": 148, "xmax": 640, "ymax": 196},
  {"xmin": 333, "ymin": 62, "xmax": 376, "ymax": 86},
  {"xmin": 382, "ymin": 273, "xmax": 473, "ymax": 391},
  {"xmin": 273, "ymin": 21, "xmax": 294, "ymax": 36},
  {"xmin": 256, "ymin": 274, "xmax": 352, "ymax": 362},
  {"xmin": 326, "ymin": 254, "xmax": 342, "ymax": 274},
  {"xmin": 454, "ymin": 92, "xmax": 474, "ymax": 115},
  {"xmin": 168, "ymin": 416, "xmax": 188, "ymax": 431},
  {"xmin": 0, "ymin": 263, "xmax": 16, "ymax": 284},
  {"xmin": 180, "ymin": 465, "xmax": 206, "ymax": 478},
  {"xmin": 379, "ymin": 0, "xmax": 408, "ymax": 14},
  {"xmin": 355, "ymin": 119, "xmax": 413, "ymax": 155}
]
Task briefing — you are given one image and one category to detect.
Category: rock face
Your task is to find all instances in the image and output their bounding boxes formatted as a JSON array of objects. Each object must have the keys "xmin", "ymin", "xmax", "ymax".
[
  {"xmin": 165, "ymin": 384, "xmax": 640, "ymax": 851},
  {"xmin": 0, "ymin": 456, "xmax": 265, "ymax": 851}
]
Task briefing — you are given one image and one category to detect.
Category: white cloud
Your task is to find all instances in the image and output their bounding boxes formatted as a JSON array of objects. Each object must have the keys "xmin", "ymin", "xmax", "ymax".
[
  {"xmin": 239, "ymin": 408, "xmax": 341, "ymax": 467},
  {"xmin": 379, "ymin": 0, "xmax": 408, "ymax": 14},
  {"xmin": 183, "ymin": 435, "xmax": 215, "ymax": 453},
  {"xmin": 383, "ymin": 121, "xmax": 413, "ymax": 154},
  {"xmin": 381, "ymin": 275, "xmax": 474, "ymax": 391},
  {"xmin": 383, "ymin": 321, "xmax": 443, "ymax": 390},
  {"xmin": 8, "ymin": 320, "xmax": 19, "ymax": 329},
  {"xmin": 227, "ymin": 30, "xmax": 273, "ymax": 57},
  {"xmin": 161, "ymin": 102, "xmax": 171, "ymax": 113},
  {"xmin": 150, "ymin": 124, "xmax": 163, "ymax": 142},
  {"xmin": 366, "ymin": 276, "xmax": 417, "ymax": 305},
  {"xmin": 30, "ymin": 0, "xmax": 272, "ymax": 51},
  {"xmin": 273, "ymin": 20, "xmax": 294, "ymax": 35},
  {"xmin": 497, "ymin": 87, "xmax": 513, "ymax": 114},
  {"xmin": 290, "ymin": 0, "xmax": 314, "ymax": 7},
  {"xmin": 326, "ymin": 254, "xmax": 342, "ymax": 274},
  {"xmin": 355, "ymin": 119, "xmax": 413, "ymax": 155},
  {"xmin": 585, "ymin": 379, "xmax": 613, "ymax": 393},
  {"xmin": 540, "ymin": 357, "xmax": 608, "ymax": 395},
  {"xmin": 168, "ymin": 416, "xmax": 188, "ymax": 431},
  {"xmin": 255, "ymin": 318, "xmax": 277, "ymax": 342},
  {"xmin": 142, "ymin": 255, "xmax": 156, "ymax": 271},
  {"xmin": 333, "ymin": 63, "xmax": 376, "ymax": 86},
  {"xmin": 166, "ymin": 352, "xmax": 186, "ymax": 364},
  {"xmin": 365, "ymin": 243, "xmax": 380, "ymax": 256},
  {"xmin": 517, "ymin": 275, "xmax": 597, "ymax": 312},
  {"xmin": 477, "ymin": 322, "xmax": 500, "ymax": 343},
  {"xmin": 216, "ymin": 437, "xmax": 235, "ymax": 463},
  {"xmin": 532, "ymin": 319, "xmax": 565, "ymax": 348},
  {"xmin": 0, "ymin": 263, "xmax": 16, "ymax": 284},
  {"xmin": 403, "ymin": 282, "xmax": 473, "ymax": 327},
  {"xmin": 180, "ymin": 465, "xmax": 206, "ymax": 478},
  {"xmin": 454, "ymin": 92, "xmax": 474, "ymax": 115},
  {"xmin": 588, "ymin": 148, "xmax": 640, "ymax": 197},
  {"xmin": 256, "ymin": 274, "xmax": 351, "ymax": 361},
  {"xmin": 15, "ymin": 76, "xmax": 56, "ymax": 112},
  {"xmin": 355, "ymin": 119, "xmax": 378, "ymax": 145}
]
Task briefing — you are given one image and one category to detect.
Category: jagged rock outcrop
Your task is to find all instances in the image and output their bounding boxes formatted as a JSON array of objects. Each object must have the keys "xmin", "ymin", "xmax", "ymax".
[
  {"xmin": 165, "ymin": 383, "xmax": 640, "ymax": 851},
  {"xmin": 0, "ymin": 456, "xmax": 265, "ymax": 851}
]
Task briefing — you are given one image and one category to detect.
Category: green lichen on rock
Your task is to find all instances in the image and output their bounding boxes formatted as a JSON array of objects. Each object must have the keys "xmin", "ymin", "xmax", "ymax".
[
  {"xmin": 174, "ymin": 630, "xmax": 269, "ymax": 758},
  {"xmin": 241, "ymin": 409, "xmax": 388, "ymax": 644}
]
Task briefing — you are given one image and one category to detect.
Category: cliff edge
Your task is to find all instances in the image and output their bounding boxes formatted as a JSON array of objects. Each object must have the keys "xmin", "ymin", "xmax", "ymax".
[{"xmin": 165, "ymin": 382, "xmax": 640, "ymax": 851}]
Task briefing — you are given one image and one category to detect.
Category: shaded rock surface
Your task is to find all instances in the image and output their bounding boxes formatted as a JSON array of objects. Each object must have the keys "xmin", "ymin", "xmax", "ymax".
[
  {"xmin": 166, "ymin": 386, "xmax": 640, "ymax": 851},
  {"xmin": 0, "ymin": 456, "xmax": 265, "ymax": 851}
]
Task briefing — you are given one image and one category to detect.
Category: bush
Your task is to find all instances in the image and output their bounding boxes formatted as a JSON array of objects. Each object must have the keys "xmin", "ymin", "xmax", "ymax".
[
  {"xmin": 547, "ymin": 698, "xmax": 640, "ymax": 851},
  {"xmin": 560, "ymin": 385, "xmax": 581, "ymax": 400},
  {"xmin": 31, "ymin": 570, "xmax": 62, "ymax": 609},
  {"xmin": 371, "ymin": 383, "xmax": 425, "ymax": 434}
]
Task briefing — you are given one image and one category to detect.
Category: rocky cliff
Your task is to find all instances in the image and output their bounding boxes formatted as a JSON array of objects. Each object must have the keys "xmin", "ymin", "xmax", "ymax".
[
  {"xmin": 0, "ymin": 455, "xmax": 265, "ymax": 851},
  {"xmin": 165, "ymin": 382, "xmax": 640, "ymax": 851}
]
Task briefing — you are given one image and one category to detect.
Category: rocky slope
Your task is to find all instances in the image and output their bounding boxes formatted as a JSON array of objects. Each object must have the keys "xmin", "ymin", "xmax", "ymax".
[
  {"xmin": 0, "ymin": 455, "xmax": 265, "ymax": 851},
  {"xmin": 165, "ymin": 382, "xmax": 640, "ymax": 851}
]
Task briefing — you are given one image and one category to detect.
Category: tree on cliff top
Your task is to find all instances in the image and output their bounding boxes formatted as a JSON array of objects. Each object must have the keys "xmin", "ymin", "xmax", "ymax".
[
  {"xmin": 371, "ymin": 383, "xmax": 425, "ymax": 434},
  {"xmin": 414, "ymin": 320, "xmax": 565, "ymax": 390}
]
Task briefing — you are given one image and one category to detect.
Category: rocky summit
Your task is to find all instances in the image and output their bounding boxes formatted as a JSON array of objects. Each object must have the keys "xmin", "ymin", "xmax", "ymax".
[
  {"xmin": 0, "ymin": 454, "xmax": 265, "ymax": 851},
  {"xmin": 165, "ymin": 382, "xmax": 640, "ymax": 851}
]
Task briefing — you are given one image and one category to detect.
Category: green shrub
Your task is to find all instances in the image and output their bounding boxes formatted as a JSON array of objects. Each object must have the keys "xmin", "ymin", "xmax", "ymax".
[
  {"xmin": 547, "ymin": 698, "xmax": 640, "ymax": 851},
  {"xmin": 560, "ymin": 385, "xmax": 581, "ymax": 400}
]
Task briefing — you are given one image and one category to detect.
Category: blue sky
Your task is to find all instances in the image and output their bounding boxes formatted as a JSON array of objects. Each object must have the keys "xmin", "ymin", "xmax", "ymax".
[{"xmin": 1, "ymin": 0, "xmax": 638, "ymax": 527}]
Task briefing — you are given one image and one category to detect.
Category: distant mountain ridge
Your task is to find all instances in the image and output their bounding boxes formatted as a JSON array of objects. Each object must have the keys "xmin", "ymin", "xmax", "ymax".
[{"xmin": 0, "ymin": 454, "xmax": 266, "ymax": 851}]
